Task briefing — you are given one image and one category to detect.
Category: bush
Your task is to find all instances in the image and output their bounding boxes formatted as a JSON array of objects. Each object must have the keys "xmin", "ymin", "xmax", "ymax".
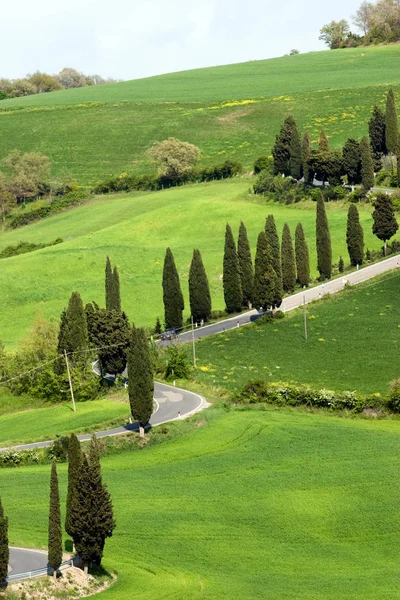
[
  {"xmin": 46, "ymin": 435, "xmax": 70, "ymax": 462},
  {"xmin": 375, "ymin": 168, "xmax": 397, "ymax": 189},
  {"xmin": 387, "ymin": 379, "xmax": 400, "ymax": 413},
  {"xmin": 0, "ymin": 449, "xmax": 39, "ymax": 468},
  {"xmin": 253, "ymin": 156, "xmax": 273, "ymax": 174},
  {"xmin": 0, "ymin": 238, "xmax": 62, "ymax": 259},
  {"xmin": 164, "ymin": 346, "xmax": 191, "ymax": 380}
]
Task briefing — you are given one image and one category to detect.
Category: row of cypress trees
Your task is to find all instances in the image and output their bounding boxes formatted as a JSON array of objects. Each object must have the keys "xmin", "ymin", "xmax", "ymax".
[{"xmin": 48, "ymin": 434, "xmax": 116, "ymax": 578}]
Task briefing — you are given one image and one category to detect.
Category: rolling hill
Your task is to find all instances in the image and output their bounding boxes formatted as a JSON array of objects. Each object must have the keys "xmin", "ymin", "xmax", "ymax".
[{"xmin": 0, "ymin": 45, "xmax": 399, "ymax": 185}]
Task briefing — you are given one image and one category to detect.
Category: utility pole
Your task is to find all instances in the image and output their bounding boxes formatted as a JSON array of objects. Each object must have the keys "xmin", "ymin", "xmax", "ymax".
[
  {"xmin": 303, "ymin": 295, "xmax": 308, "ymax": 341},
  {"xmin": 64, "ymin": 350, "xmax": 76, "ymax": 412},
  {"xmin": 191, "ymin": 316, "xmax": 197, "ymax": 368}
]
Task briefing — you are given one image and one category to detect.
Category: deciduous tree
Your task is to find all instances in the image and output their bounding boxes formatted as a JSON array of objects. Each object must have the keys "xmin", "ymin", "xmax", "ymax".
[{"xmin": 147, "ymin": 137, "xmax": 200, "ymax": 180}]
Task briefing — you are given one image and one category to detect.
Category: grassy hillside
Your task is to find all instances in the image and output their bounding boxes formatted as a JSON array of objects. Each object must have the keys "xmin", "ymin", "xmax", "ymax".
[
  {"xmin": 195, "ymin": 270, "xmax": 400, "ymax": 395},
  {"xmin": 2, "ymin": 408, "xmax": 400, "ymax": 598},
  {"xmin": 0, "ymin": 46, "xmax": 399, "ymax": 185},
  {"xmin": 0, "ymin": 179, "xmax": 393, "ymax": 349}
]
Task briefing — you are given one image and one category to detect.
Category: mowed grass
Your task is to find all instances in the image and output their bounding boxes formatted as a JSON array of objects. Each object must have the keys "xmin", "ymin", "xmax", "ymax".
[
  {"xmin": 194, "ymin": 270, "xmax": 400, "ymax": 395},
  {"xmin": 0, "ymin": 179, "xmax": 394, "ymax": 348},
  {"xmin": 0, "ymin": 46, "xmax": 399, "ymax": 184},
  {"xmin": 0, "ymin": 398, "xmax": 129, "ymax": 447},
  {"xmin": 2, "ymin": 409, "xmax": 400, "ymax": 598}
]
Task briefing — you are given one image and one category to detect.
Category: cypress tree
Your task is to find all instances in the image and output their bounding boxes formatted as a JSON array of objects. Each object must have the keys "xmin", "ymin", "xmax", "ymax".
[
  {"xmin": 253, "ymin": 232, "xmax": 268, "ymax": 310},
  {"xmin": 154, "ymin": 317, "xmax": 162, "ymax": 336},
  {"xmin": 69, "ymin": 455, "xmax": 97, "ymax": 573},
  {"xmin": 342, "ymin": 138, "xmax": 362, "ymax": 185},
  {"xmin": 281, "ymin": 223, "xmax": 296, "ymax": 292},
  {"xmin": 372, "ymin": 193, "xmax": 399, "ymax": 255},
  {"xmin": 295, "ymin": 223, "xmax": 310, "ymax": 287},
  {"xmin": 162, "ymin": 248, "xmax": 184, "ymax": 330},
  {"xmin": 289, "ymin": 118, "xmax": 302, "ymax": 180},
  {"xmin": 111, "ymin": 266, "xmax": 121, "ymax": 313},
  {"xmin": 272, "ymin": 118, "xmax": 292, "ymax": 176},
  {"xmin": 318, "ymin": 130, "xmax": 330, "ymax": 153},
  {"xmin": 57, "ymin": 292, "xmax": 88, "ymax": 368},
  {"xmin": 369, "ymin": 105, "xmax": 386, "ymax": 169},
  {"xmin": 265, "ymin": 214, "xmax": 283, "ymax": 308},
  {"xmin": 360, "ymin": 136, "xmax": 375, "ymax": 191},
  {"xmin": 237, "ymin": 221, "xmax": 254, "ymax": 307},
  {"xmin": 65, "ymin": 433, "xmax": 82, "ymax": 539},
  {"xmin": 338, "ymin": 256, "xmax": 344, "ymax": 273},
  {"xmin": 48, "ymin": 461, "xmax": 62, "ymax": 579},
  {"xmin": 0, "ymin": 497, "xmax": 9, "ymax": 583},
  {"xmin": 223, "ymin": 224, "xmax": 242, "ymax": 313},
  {"xmin": 385, "ymin": 88, "xmax": 399, "ymax": 155},
  {"xmin": 302, "ymin": 132, "xmax": 313, "ymax": 184},
  {"xmin": 188, "ymin": 249, "xmax": 212, "ymax": 322},
  {"xmin": 105, "ymin": 256, "xmax": 113, "ymax": 311},
  {"xmin": 316, "ymin": 194, "xmax": 332, "ymax": 280},
  {"xmin": 128, "ymin": 327, "xmax": 154, "ymax": 437},
  {"xmin": 346, "ymin": 204, "xmax": 364, "ymax": 266}
]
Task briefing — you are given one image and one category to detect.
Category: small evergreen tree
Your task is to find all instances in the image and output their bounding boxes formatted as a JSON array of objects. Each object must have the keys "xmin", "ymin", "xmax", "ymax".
[
  {"xmin": 316, "ymin": 194, "xmax": 332, "ymax": 280},
  {"xmin": 265, "ymin": 215, "xmax": 281, "ymax": 280},
  {"xmin": 346, "ymin": 204, "xmax": 364, "ymax": 266},
  {"xmin": 154, "ymin": 317, "xmax": 162, "ymax": 336},
  {"xmin": 302, "ymin": 132, "xmax": 313, "ymax": 184},
  {"xmin": 48, "ymin": 461, "xmax": 62, "ymax": 579},
  {"xmin": 272, "ymin": 118, "xmax": 292, "ymax": 176},
  {"xmin": 65, "ymin": 433, "xmax": 82, "ymax": 539},
  {"xmin": 360, "ymin": 136, "xmax": 375, "ymax": 190},
  {"xmin": 162, "ymin": 248, "xmax": 184, "ymax": 330},
  {"xmin": 385, "ymin": 88, "xmax": 399, "ymax": 156},
  {"xmin": 318, "ymin": 130, "xmax": 330, "ymax": 153},
  {"xmin": 237, "ymin": 221, "xmax": 254, "ymax": 307},
  {"xmin": 342, "ymin": 138, "xmax": 362, "ymax": 185},
  {"xmin": 289, "ymin": 119, "xmax": 302, "ymax": 179},
  {"xmin": 281, "ymin": 223, "xmax": 296, "ymax": 292},
  {"xmin": 295, "ymin": 222, "xmax": 310, "ymax": 287},
  {"xmin": 188, "ymin": 249, "xmax": 212, "ymax": 322},
  {"xmin": 369, "ymin": 105, "xmax": 386, "ymax": 170},
  {"xmin": 338, "ymin": 256, "xmax": 344, "ymax": 273},
  {"xmin": 128, "ymin": 327, "xmax": 154, "ymax": 436},
  {"xmin": 105, "ymin": 256, "xmax": 113, "ymax": 311},
  {"xmin": 86, "ymin": 303, "xmax": 130, "ymax": 375},
  {"xmin": 0, "ymin": 497, "xmax": 9, "ymax": 583},
  {"xmin": 372, "ymin": 193, "xmax": 399, "ymax": 255},
  {"xmin": 253, "ymin": 232, "xmax": 268, "ymax": 310},
  {"xmin": 223, "ymin": 224, "xmax": 242, "ymax": 313},
  {"xmin": 111, "ymin": 266, "xmax": 121, "ymax": 313},
  {"xmin": 57, "ymin": 292, "xmax": 88, "ymax": 368}
]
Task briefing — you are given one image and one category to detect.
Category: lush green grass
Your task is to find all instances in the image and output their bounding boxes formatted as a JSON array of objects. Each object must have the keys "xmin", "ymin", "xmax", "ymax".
[
  {"xmin": 194, "ymin": 270, "xmax": 400, "ymax": 395},
  {"xmin": 0, "ymin": 46, "xmax": 399, "ymax": 184},
  {"xmin": 0, "ymin": 179, "xmax": 394, "ymax": 348},
  {"xmin": 0, "ymin": 389, "xmax": 44, "ymax": 416},
  {"xmin": 2, "ymin": 408, "xmax": 400, "ymax": 598},
  {"xmin": 0, "ymin": 397, "xmax": 129, "ymax": 447}
]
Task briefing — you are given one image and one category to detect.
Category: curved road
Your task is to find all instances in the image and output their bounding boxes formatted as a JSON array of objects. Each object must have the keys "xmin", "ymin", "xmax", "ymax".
[{"xmin": 8, "ymin": 547, "xmax": 48, "ymax": 577}]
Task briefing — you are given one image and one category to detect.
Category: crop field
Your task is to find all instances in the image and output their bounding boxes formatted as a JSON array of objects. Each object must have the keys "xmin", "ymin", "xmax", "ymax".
[
  {"xmin": 2, "ymin": 408, "xmax": 400, "ymax": 599},
  {"xmin": 194, "ymin": 270, "xmax": 400, "ymax": 395},
  {"xmin": 0, "ymin": 46, "xmax": 399, "ymax": 185},
  {"xmin": 0, "ymin": 179, "xmax": 394, "ymax": 349}
]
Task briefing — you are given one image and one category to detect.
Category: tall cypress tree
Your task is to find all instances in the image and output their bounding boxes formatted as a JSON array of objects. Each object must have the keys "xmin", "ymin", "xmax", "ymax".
[
  {"xmin": 223, "ymin": 224, "xmax": 242, "ymax": 313},
  {"xmin": 237, "ymin": 221, "xmax": 254, "ymax": 307},
  {"xmin": 253, "ymin": 233, "xmax": 277, "ymax": 310},
  {"xmin": 0, "ymin": 497, "xmax": 9, "ymax": 583},
  {"xmin": 289, "ymin": 118, "xmax": 302, "ymax": 180},
  {"xmin": 265, "ymin": 214, "xmax": 283, "ymax": 308},
  {"xmin": 302, "ymin": 132, "xmax": 312, "ymax": 184},
  {"xmin": 48, "ymin": 461, "xmax": 62, "ymax": 579},
  {"xmin": 111, "ymin": 266, "xmax": 122, "ymax": 313},
  {"xmin": 385, "ymin": 88, "xmax": 399, "ymax": 155},
  {"xmin": 57, "ymin": 292, "xmax": 88, "ymax": 367},
  {"xmin": 346, "ymin": 204, "xmax": 364, "ymax": 266},
  {"xmin": 272, "ymin": 117, "xmax": 292, "ymax": 176},
  {"xmin": 318, "ymin": 130, "xmax": 330, "ymax": 153},
  {"xmin": 342, "ymin": 138, "xmax": 362, "ymax": 185},
  {"xmin": 316, "ymin": 194, "xmax": 332, "ymax": 280},
  {"xmin": 105, "ymin": 256, "xmax": 113, "ymax": 311},
  {"xmin": 360, "ymin": 136, "xmax": 375, "ymax": 190},
  {"xmin": 372, "ymin": 193, "xmax": 399, "ymax": 255},
  {"xmin": 128, "ymin": 327, "xmax": 154, "ymax": 436},
  {"xmin": 69, "ymin": 455, "xmax": 96, "ymax": 573},
  {"xmin": 281, "ymin": 223, "xmax": 296, "ymax": 292},
  {"xmin": 65, "ymin": 433, "xmax": 82, "ymax": 539},
  {"xmin": 188, "ymin": 249, "xmax": 212, "ymax": 322},
  {"xmin": 369, "ymin": 104, "xmax": 386, "ymax": 170},
  {"xmin": 162, "ymin": 248, "xmax": 184, "ymax": 330},
  {"xmin": 295, "ymin": 222, "xmax": 310, "ymax": 287}
]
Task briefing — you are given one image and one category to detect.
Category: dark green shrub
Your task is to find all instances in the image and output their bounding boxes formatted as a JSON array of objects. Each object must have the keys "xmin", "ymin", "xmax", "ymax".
[
  {"xmin": 387, "ymin": 379, "xmax": 400, "ymax": 413},
  {"xmin": 0, "ymin": 238, "xmax": 63, "ymax": 259},
  {"xmin": 47, "ymin": 436, "xmax": 70, "ymax": 462},
  {"xmin": 253, "ymin": 156, "xmax": 272, "ymax": 174}
]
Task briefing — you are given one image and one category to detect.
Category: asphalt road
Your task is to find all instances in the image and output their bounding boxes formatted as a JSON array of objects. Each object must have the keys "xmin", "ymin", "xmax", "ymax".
[{"xmin": 8, "ymin": 547, "xmax": 48, "ymax": 577}]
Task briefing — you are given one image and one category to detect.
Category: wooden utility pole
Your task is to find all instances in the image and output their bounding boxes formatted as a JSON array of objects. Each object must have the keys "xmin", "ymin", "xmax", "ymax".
[
  {"xmin": 64, "ymin": 350, "xmax": 76, "ymax": 412},
  {"xmin": 191, "ymin": 316, "xmax": 197, "ymax": 368}
]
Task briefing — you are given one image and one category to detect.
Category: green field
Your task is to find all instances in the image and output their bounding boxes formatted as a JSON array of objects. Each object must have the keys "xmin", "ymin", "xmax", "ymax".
[
  {"xmin": 0, "ymin": 46, "xmax": 399, "ymax": 185},
  {"xmin": 2, "ymin": 408, "xmax": 400, "ymax": 598},
  {"xmin": 0, "ymin": 179, "xmax": 393, "ymax": 349},
  {"xmin": 194, "ymin": 270, "xmax": 400, "ymax": 395}
]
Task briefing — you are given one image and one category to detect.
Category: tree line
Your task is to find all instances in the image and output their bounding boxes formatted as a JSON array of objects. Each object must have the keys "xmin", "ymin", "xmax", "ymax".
[
  {"xmin": 319, "ymin": 0, "xmax": 400, "ymax": 49},
  {"xmin": 270, "ymin": 88, "xmax": 399, "ymax": 190},
  {"xmin": 0, "ymin": 67, "xmax": 118, "ymax": 100},
  {"xmin": 0, "ymin": 434, "xmax": 115, "ymax": 583}
]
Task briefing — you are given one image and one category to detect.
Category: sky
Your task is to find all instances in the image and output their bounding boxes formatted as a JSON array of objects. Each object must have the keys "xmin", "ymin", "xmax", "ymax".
[{"xmin": 1, "ymin": 0, "xmax": 363, "ymax": 81}]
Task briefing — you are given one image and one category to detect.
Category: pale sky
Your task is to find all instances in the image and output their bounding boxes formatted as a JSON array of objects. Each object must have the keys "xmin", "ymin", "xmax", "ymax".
[{"xmin": 1, "ymin": 0, "xmax": 362, "ymax": 81}]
